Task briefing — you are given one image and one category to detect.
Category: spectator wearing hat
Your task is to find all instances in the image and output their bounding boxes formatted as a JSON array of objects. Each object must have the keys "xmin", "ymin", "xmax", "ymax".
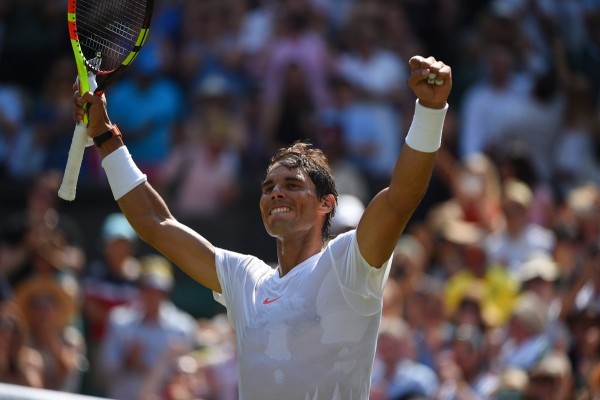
[
  {"xmin": 0, "ymin": 300, "xmax": 43, "ymax": 388},
  {"xmin": 485, "ymin": 178, "xmax": 556, "ymax": 277},
  {"xmin": 100, "ymin": 254, "xmax": 197, "ymax": 400},
  {"xmin": 492, "ymin": 367, "xmax": 529, "ymax": 399},
  {"xmin": 518, "ymin": 252, "xmax": 569, "ymax": 351},
  {"xmin": 82, "ymin": 212, "xmax": 141, "ymax": 396},
  {"xmin": 443, "ymin": 219, "xmax": 519, "ymax": 329},
  {"xmin": 329, "ymin": 193, "xmax": 365, "ymax": 237},
  {"xmin": 14, "ymin": 276, "xmax": 86, "ymax": 392},
  {"xmin": 388, "ymin": 234, "xmax": 429, "ymax": 308},
  {"xmin": 524, "ymin": 351, "xmax": 574, "ymax": 400},
  {"xmin": 497, "ymin": 291, "xmax": 552, "ymax": 372},
  {"xmin": 447, "ymin": 152, "xmax": 504, "ymax": 234}
]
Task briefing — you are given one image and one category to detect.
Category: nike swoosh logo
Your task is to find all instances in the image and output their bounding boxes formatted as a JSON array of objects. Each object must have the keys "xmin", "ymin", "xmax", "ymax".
[{"xmin": 263, "ymin": 296, "xmax": 282, "ymax": 305}]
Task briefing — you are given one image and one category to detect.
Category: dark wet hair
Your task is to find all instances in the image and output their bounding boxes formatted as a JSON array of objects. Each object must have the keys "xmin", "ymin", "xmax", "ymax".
[{"xmin": 267, "ymin": 141, "xmax": 338, "ymax": 240}]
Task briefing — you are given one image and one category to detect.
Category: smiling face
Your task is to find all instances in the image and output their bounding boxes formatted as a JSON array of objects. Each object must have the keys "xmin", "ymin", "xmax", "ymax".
[
  {"xmin": 262, "ymin": 142, "xmax": 338, "ymax": 241},
  {"xmin": 260, "ymin": 164, "xmax": 330, "ymax": 240}
]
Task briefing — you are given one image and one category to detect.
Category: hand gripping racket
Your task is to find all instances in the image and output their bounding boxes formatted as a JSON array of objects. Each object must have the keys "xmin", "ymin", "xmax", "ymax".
[{"xmin": 58, "ymin": 0, "xmax": 154, "ymax": 201}]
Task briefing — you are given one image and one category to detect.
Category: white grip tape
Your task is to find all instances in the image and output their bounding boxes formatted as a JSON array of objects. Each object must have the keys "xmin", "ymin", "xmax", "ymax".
[
  {"xmin": 102, "ymin": 146, "xmax": 147, "ymax": 200},
  {"xmin": 404, "ymin": 100, "xmax": 448, "ymax": 153},
  {"xmin": 58, "ymin": 123, "xmax": 89, "ymax": 201}
]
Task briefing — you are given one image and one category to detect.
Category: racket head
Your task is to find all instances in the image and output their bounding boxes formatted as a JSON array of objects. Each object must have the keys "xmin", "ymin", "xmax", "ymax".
[{"xmin": 67, "ymin": 0, "xmax": 154, "ymax": 93}]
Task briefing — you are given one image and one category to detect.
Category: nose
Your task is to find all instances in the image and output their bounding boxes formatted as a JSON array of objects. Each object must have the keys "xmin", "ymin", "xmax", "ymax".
[{"xmin": 270, "ymin": 184, "xmax": 285, "ymax": 199}]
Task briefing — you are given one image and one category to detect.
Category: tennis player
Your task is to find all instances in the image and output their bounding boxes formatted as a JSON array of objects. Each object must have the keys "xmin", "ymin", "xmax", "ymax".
[{"xmin": 73, "ymin": 55, "xmax": 451, "ymax": 400}]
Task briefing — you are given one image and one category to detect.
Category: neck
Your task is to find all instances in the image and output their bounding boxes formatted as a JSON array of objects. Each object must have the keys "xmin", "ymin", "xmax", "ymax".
[{"xmin": 276, "ymin": 235, "xmax": 324, "ymax": 276}]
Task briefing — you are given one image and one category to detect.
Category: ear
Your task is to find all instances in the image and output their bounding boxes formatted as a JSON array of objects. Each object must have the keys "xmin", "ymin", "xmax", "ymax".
[{"xmin": 319, "ymin": 194, "xmax": 336, "ymax": 215}]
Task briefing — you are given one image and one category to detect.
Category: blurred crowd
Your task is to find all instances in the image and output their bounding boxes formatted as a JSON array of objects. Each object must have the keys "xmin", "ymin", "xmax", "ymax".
[{"xmin": 1, "ymin": 0, "xmax": 600, "ymax": 399}]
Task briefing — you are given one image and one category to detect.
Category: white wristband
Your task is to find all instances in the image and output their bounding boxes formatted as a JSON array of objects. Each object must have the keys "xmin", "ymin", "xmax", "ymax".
[
  {"xmin": 405, "ymin": 100, "xmax": 448, "ymax": 153},
  {"xmin": 101, "ymin": 146, "xmax": 147, "ymax": 200}
]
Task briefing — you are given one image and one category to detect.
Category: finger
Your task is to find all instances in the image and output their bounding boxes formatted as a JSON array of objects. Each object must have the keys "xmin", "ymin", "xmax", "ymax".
[
  {"xmin": 432, "ymin": 64, "xmax": 451, "ymax": 85},
  {"xmin": 409, "ymin": 56, "xmax": 439, "ymax": 82},
  {"xmin": 408, "ymin": 55, "xmax": 427, "ymax": 71},
  {"xmin": 76, "ymin": 91, "xmax": 101, "ymax": 107}
]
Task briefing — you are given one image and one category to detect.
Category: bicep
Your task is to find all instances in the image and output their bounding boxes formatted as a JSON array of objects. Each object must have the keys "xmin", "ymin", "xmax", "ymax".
[{"xmin": 150, "ymin": 218, "xmax": 220, "ymax": 292}]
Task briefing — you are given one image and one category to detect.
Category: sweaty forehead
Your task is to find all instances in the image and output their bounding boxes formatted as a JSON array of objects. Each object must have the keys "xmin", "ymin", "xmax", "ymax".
[{"xmin": 265, "ymin": 164, "xmax": 308, "ymax": 181}]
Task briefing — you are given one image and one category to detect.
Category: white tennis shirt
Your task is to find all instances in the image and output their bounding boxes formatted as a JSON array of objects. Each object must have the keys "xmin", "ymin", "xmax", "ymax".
[{"xmin": 213, "ymin": 230, "xmax": 392, "ymax": 400}]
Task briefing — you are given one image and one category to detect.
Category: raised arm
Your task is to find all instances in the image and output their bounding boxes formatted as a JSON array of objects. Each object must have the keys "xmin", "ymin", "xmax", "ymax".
[
  {"xmin": 74, "ymin": 90, "xmax": 221, "ymax": 292},
  {"xmin": 356, "ymin": 56, "xmax": 452, "ymax": 267}
]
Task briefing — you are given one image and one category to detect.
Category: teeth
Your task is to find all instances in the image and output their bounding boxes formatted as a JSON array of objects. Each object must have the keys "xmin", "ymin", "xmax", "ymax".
[{"xmin": 271, "ymin": 207, "xmax": 290, "ymax": 215}]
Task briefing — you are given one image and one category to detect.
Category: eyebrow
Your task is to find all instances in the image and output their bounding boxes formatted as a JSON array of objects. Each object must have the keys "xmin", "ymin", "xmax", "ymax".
[{"xmin": 261, "ymin": 176, "xmax": 305, "ymax": 189}]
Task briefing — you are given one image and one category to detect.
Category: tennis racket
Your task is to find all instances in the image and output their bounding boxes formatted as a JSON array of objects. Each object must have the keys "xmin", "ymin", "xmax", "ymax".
[{"xmin": 58, "ymin": 0, "xmax": 154, "ymax": 201}]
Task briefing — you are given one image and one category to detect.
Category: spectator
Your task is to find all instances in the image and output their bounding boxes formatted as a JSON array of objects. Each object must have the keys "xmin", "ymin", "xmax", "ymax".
[
  {"xmin": 442, "ymin": 218, "xmax": 518, "ymax": 329},
  {"xmin": 0, "ymin": 299, "xmax": 43, "ymax": 388},
  {"xmin": 157, "ymin": 74, "xmax": 243, "ymax": 219},
  {"xmin": 370, "ymin": 315, "xmax": 439, "ymax": 400},
  {"xmin": 499, "ymin": 143, "xmax": 556, "ymax": 229},
  {"xmin": 565, "ymin": 305, "xmax": 600, "ymax": 393},
  {"xmin": 389, "ymin": 234, "xmax": 429, "ymax": 304},
  {"xmin": 177, "ymin": 0, "xmax": 247, "ymax": 99},
  {"xmin": 577, "ymin": 362, "xmax": 600, "ymax": 400},
  {"xmin": 0, "ymin": 80, "xmax": 28, "ymax": 179},
  {"xmin": 329, "ymin": 193, "xmax": 364, "ymax": 237},
  {"xmin": 458, "ymin": 43, "xmax": 531, "ymax": 161},
  {"xmin": 106, "ymin": 44, "xmax": 184, "ymax": 181},
  {"xmin": 261, "ymin": 0, "xmax": 332, "ymax": 117},
  {"xmin": 436, "ymin": 323, "xmax": 499, "ymax": 400},
  {"xmin": 314, "ymin": 115, "xmax": 370, "ymax": 204},
  {"xmin": 448, "ymin": 152, "xmax": 504, "ymax": 233},
  {"xmin": 485, "ymin": 178, "xmax": 556, "ymax": 276},
  {"xmin": 496, "ymin": 291, "xmax": 552, "ymax": 372},
  {"xmin": 519, "ymin": 252, "xmax": 562, "ymax": 328},
  {"xmin": 525, "ymin": 350, "xmax": 574, "ymax": 400},
  {"xmin": 14, "ymin": 277, "xmax": 85, "ymax": 392},
  {"xmin": 82, "ymin": 212, "xmax": 140, "ymax": 396},
  {"xmin": 492, "ymin": 367, "xmax": 529, "ymax": 400},
  {"xmin": 190, "ymin": 314, "xmax": 238, "ymax": 400},
  {"xmin": 335, "ymin": 17, "xmax": 406, "ymax": 195},
  {"xmin": 100, "ymin": 254, "xmax": 197, "ymax": 400},
  {"xmin": 554, "ymin": 74, "xmax": 600, "ymax": 198},
  {"xmin": 496, "ymin": 68, "xmax": 566, "ymax": 185}
]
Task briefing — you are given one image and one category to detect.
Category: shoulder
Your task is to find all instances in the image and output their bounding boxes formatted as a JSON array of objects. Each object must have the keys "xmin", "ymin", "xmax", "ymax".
[
  {"xmin": 325, "ymin": 230, "xmax": 357, "ymax": 250},
  {"xmin": 215, "ymin": 247, "xmax": 272, "ymax": 272}
]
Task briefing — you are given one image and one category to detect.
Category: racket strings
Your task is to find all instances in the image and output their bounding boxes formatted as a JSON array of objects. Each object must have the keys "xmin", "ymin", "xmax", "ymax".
[{"xmin": 76, "ymin": 0, "xmax": 149, "ymax": 72}]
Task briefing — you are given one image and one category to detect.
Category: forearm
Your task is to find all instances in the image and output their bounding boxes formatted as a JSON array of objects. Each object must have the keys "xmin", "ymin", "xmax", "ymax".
[
  {"xmin": 387, "ymin": 100, "xmax": 447, "ymax": 206},
  {"xmin": 357, "ymin": 101, "xmax": 446, "ymax": 266},
  {"xmin": 96, "ymin": 133, "xmax": 220, "ymax": 291}
]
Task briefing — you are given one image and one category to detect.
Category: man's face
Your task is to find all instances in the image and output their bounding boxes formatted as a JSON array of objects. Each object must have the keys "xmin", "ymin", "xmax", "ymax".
[{"xmin": 260, "ymin": 164, "xmax": 326, "ymax": 239}]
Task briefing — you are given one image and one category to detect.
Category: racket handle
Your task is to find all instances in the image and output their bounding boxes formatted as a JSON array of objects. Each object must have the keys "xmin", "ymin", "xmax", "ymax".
[{"xmin": 58, "ymin": 123, "xmax": 88, "ymax": 201}]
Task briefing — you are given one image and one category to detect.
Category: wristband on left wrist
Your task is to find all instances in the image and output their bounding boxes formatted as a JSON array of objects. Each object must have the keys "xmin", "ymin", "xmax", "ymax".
[{"xmin": 93, "ymin": 125, "xmax": 121, "ymax": 147}]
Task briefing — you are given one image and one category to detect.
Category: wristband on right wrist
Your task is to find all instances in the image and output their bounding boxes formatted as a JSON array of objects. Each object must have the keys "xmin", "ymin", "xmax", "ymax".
[{"xmin": 101, "ymin": 146, "xmax": 147, "ymax": 200}]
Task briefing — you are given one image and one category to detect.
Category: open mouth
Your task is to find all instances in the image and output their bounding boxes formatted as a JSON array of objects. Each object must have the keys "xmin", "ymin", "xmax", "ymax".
[{"xmin": 270, "ymin": 207, "xmax": 291, "ymax": 215}]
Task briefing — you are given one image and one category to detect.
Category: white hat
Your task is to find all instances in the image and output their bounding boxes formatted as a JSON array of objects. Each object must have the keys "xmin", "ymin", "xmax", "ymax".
[
  {"xmin": 331, "ymin": 194, "xmax": 365, "ymax": 234},
  {"xmin": 518, "ymin": 252, "xmax": 559, "ymax": 282}
]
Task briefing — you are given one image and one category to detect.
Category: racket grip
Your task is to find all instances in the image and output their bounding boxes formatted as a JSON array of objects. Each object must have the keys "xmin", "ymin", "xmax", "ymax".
[{"xmin": 58, "ymin": 123, "xmax": 89, "ymax": 201}]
